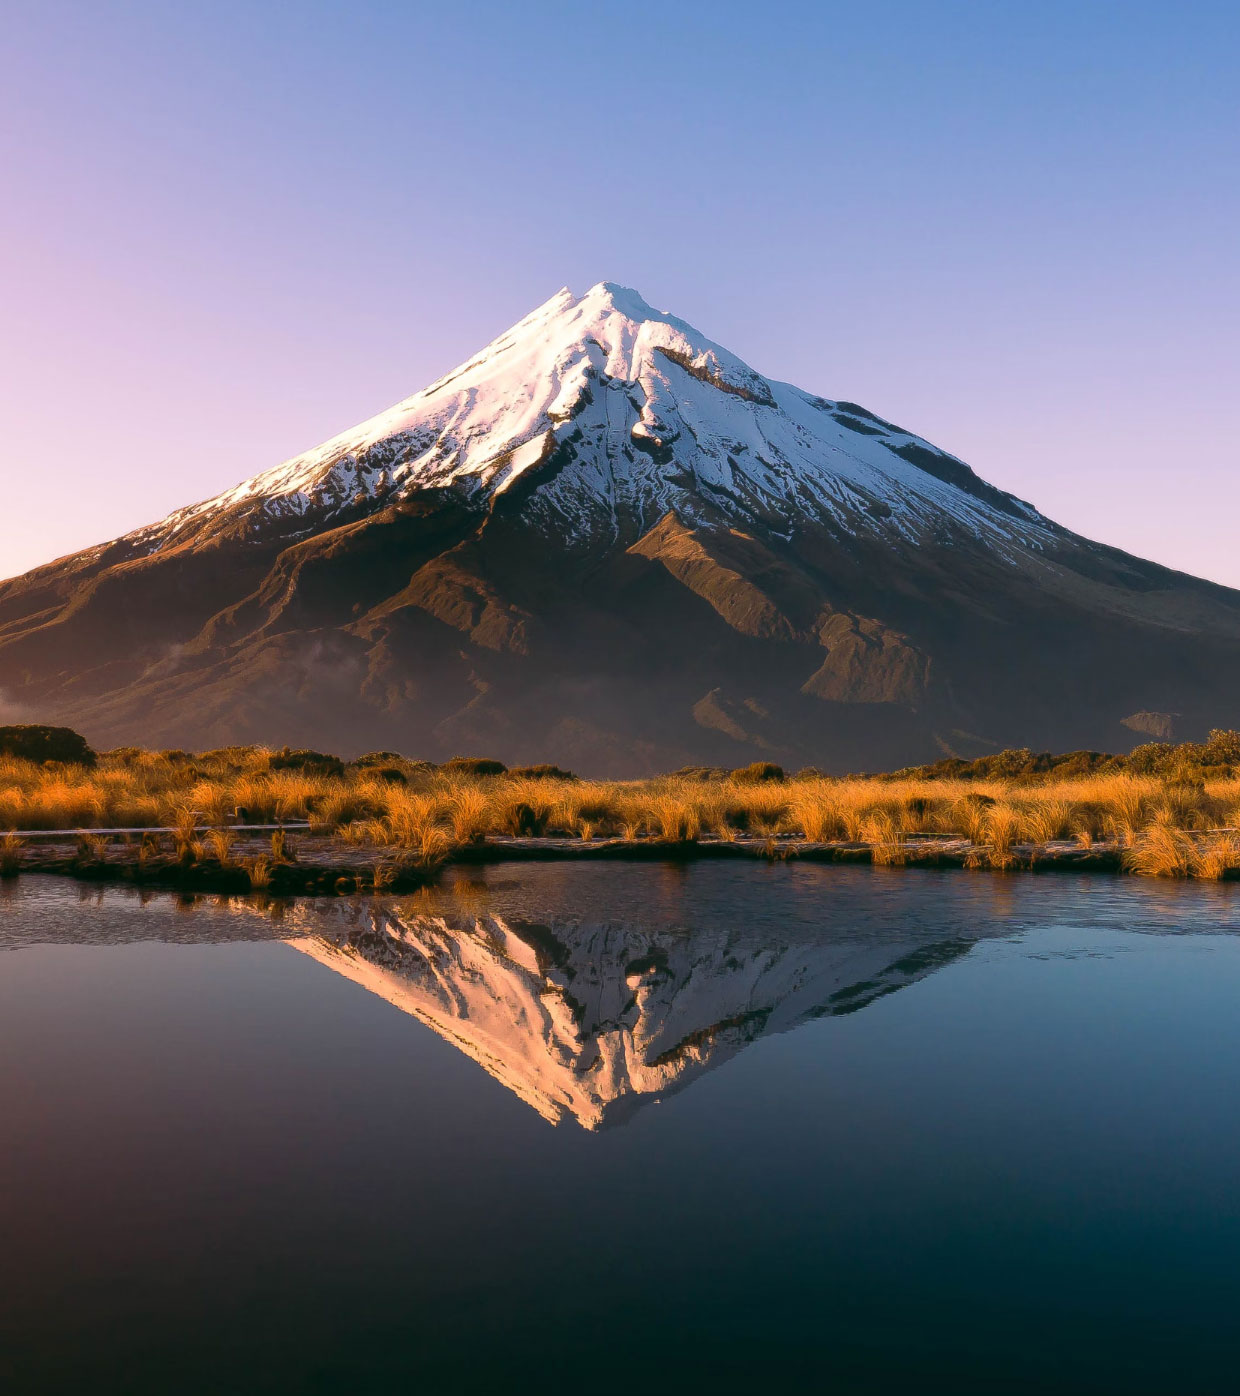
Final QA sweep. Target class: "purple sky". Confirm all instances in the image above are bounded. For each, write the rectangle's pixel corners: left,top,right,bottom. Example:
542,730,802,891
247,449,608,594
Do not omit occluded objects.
2,1,1237,584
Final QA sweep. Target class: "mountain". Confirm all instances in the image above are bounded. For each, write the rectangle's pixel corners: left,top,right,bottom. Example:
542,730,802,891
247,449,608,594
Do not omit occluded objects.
3,280,1239,772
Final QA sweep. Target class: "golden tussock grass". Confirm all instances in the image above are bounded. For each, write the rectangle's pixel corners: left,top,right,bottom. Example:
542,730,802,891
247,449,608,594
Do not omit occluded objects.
4,747,1240,881
857,811,906,866
1124,826,1240,880
1,832,24,878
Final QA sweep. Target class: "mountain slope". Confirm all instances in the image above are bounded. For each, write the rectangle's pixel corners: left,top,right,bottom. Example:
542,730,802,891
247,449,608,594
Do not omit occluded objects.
3,281,1239,772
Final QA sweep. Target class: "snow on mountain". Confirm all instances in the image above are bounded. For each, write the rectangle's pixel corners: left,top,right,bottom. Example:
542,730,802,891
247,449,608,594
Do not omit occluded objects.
134,281,1053,556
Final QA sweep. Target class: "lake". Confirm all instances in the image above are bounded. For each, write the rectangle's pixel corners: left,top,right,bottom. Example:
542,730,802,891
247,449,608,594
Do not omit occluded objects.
2,864,1240,1394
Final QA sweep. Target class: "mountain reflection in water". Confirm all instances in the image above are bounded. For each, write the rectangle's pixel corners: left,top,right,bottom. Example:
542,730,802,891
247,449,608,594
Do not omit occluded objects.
8,862,1233,1136
277,875,989,1129
6,865,1240,1393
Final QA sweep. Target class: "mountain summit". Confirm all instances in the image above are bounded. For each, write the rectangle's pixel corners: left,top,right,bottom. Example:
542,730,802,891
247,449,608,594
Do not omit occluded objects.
3,282,1239,771
125,281,1048,558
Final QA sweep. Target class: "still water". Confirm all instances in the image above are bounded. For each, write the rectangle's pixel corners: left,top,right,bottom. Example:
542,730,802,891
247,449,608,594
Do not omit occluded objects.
2,864,1239,1395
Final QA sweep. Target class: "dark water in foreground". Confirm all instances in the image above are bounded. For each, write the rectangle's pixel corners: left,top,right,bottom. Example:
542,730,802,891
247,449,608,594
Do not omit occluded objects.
2,865,1240,1395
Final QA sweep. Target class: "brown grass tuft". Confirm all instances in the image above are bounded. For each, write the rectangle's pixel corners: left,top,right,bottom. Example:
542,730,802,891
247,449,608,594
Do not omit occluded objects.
0,833,22,878
1125,824,1192,878
859,811,906,866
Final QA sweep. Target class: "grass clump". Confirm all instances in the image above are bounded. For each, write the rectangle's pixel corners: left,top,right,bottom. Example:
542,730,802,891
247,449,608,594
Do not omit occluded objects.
1124,825,1194,879
0,833,23,878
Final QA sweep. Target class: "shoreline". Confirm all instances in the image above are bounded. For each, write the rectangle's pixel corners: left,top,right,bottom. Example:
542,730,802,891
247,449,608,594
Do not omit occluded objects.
0,829,1184,896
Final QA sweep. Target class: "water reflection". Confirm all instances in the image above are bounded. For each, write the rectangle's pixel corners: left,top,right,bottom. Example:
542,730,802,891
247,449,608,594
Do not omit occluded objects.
277,892,982,1129
5,868,1240,1393
6,864,1239,1133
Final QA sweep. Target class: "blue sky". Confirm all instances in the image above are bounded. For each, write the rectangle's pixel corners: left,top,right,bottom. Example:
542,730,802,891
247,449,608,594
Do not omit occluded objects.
2,0,1237,580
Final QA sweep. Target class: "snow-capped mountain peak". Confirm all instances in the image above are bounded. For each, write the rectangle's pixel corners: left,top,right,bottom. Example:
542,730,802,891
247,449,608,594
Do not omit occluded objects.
135,281,1050,555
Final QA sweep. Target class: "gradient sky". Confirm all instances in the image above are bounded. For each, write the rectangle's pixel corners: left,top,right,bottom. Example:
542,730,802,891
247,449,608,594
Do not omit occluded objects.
2,0,1237,583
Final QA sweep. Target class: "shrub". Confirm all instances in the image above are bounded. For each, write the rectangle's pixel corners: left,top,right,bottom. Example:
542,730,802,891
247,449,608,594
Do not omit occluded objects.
892,756,972,780
441,757,508,777
1125,743,1172,776
508,764,578,781
982,748,1043,779
268,747,345,778
352,750,414,768
1203,730,1240,767
367,767,408,785
198,745,268,768
0,725,96,767
730,762,785,784
895,748,1110,782
1051,750,1110,777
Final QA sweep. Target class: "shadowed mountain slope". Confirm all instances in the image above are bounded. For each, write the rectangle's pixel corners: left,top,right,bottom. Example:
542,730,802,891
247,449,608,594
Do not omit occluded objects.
3,281,1239,772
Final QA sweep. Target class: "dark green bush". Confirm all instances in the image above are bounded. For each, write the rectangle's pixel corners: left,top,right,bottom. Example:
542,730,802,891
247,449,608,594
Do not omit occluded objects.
896,747,1111,781
730,762,785,783
891,732,1240,783
198,745,267,768
0,724,96,767
441,757,508,777
352,750,412,768
1203,730,1240,766
1048,750,1110,777
980,748,1044,779
1125,743,1172,776
368,767,407,785
508,764,578,781
890,756,972,780
268,747,345,778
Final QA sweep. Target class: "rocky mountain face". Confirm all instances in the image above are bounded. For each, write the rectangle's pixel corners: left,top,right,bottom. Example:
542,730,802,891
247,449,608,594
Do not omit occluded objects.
3,281,1239,772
